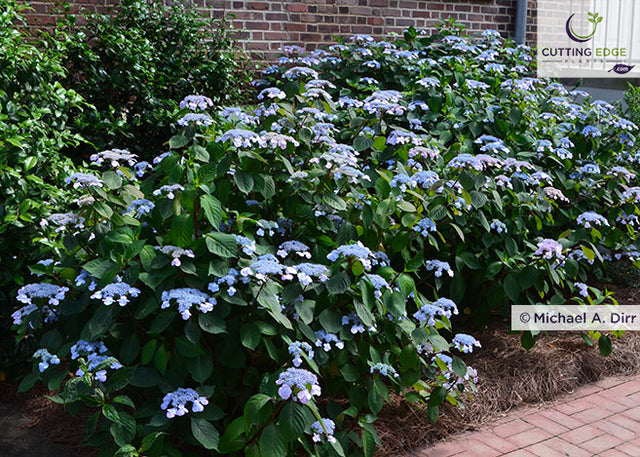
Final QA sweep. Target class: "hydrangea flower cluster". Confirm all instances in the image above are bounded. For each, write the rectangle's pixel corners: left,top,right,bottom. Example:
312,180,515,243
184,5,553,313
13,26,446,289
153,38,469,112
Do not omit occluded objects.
288,341,315,367
311,418,337,443
342,312,376,334
161,388,209,418
276,368,321,404
90,281,141,306
452,333,482,353
534,239,564,260
314,330,345,351
490,220,508,234
575,282,589,297
576,211,610,229
126,199,155,218
33,348,60,372
370,362,399,378
153,184,185,200
234,235,257,255
65,172,103,189
414,298,459,325
71,340,122,382
365,274,390,298
90,149,137,167
425,260,454,278
47,212,85,232
179,95,213,111
327,241,376,270
161,288,216,320
155,245,195,266
177,113,213,126
277,241,312,259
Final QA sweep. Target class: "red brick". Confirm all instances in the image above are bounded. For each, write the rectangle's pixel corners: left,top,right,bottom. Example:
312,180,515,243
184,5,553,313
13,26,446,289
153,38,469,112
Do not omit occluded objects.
581,435,623,454
247,1,267,9
559,424,604,445
599,449,632,457
538,410,585,429
527,441,569,457
622,405,640,421
555,400,592,415
593,420,638,441
285,3,307,12
522,414,570,434
538,438,592,457
571,406,616,423
507,428,553,448
475,434,519,454
608,414,640,434
585,394,634,413
493,419,532,438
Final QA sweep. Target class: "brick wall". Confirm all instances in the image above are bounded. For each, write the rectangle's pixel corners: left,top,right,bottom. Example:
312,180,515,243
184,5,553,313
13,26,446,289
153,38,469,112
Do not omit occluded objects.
22,0,536,59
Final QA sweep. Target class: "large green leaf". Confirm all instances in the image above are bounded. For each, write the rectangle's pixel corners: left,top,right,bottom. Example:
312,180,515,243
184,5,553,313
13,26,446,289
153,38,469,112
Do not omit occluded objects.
259,425,287,457
200,194,223,228
205,232,237,257
191,418,220,450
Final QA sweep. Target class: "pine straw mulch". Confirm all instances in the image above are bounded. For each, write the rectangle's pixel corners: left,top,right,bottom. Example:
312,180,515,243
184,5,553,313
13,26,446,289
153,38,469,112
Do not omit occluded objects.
376,283,640,456
0,381,98,457
2,285,640,457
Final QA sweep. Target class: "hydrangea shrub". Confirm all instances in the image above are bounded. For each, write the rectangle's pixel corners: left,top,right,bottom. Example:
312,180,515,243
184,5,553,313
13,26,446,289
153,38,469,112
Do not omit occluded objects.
14,24,640,456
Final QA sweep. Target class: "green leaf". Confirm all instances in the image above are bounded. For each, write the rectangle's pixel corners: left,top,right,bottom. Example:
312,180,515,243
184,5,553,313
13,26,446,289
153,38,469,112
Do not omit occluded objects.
244,394,272,427
521,331,536,350
353,136,373,152
340,363,360,382
362,427,377,457
598,334,612,356
119,334,139,365
324,193,347,211
367,383,383,414
83,259,118,279
581,332,594,347
279,401,308,440
259,425,286,457
240,322,261,350
451,356,467,378
113,395,135,409
191,418,220,450
518,266,539,290
205,232,237,257
504,273,520,302
234,171,254,193
218,417,245,453
261,175,276,198
294,299,315,325
102,404,122,424
256,286,292,330
169,134,189,149
427,404,439,423
200,195,223,228
458,171,476,191
103,171,123,190
198,313,226,334
470,190,488,209
326,271,351,295
509,107,523,125
189,355,214,382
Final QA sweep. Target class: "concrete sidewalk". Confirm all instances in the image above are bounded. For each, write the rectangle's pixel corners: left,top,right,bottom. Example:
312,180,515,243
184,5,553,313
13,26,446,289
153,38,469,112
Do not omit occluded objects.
412,375,640,457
